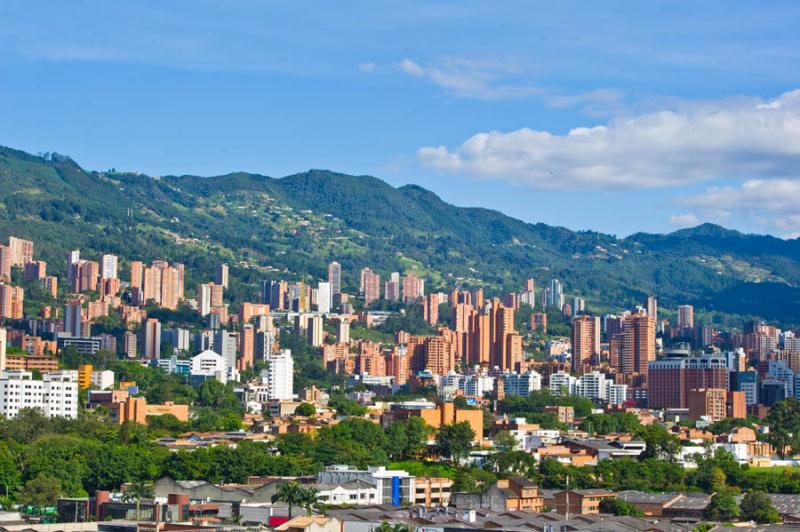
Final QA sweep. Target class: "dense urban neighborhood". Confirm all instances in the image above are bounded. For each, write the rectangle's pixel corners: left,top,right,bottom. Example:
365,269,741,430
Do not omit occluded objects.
0,231,799,532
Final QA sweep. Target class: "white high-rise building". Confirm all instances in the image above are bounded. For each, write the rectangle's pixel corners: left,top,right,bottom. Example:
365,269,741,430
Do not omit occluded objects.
337,317,351,344
549,279,564,310
198,283,212,316
0,327,6,372
0,370,78,418
572,297,585,315
576,371,607,401
266,349,294,400
101,254,118,279
502,371,542,397
307,314,324,347
549,371,577,396
191,349,231,384
317,281,331,314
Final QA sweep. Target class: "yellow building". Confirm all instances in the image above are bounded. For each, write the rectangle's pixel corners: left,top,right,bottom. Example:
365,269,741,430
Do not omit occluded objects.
78,364,93,390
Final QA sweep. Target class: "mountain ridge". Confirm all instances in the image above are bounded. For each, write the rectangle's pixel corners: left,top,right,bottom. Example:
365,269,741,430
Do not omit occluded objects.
1,145,799,324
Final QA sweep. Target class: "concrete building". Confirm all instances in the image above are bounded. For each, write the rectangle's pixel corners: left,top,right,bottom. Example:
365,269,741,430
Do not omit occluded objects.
266,349,294,400
318,465,414,506
0,370,78,418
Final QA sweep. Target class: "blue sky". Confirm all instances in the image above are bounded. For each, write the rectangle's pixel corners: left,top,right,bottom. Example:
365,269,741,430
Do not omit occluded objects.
2,1,800,237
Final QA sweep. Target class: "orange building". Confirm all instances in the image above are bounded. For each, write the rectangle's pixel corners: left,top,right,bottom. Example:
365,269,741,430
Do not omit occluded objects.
240,302,270,324
115,397,190,425
410,402,483,444
554,489,617,515
495,479,544,512
621,312,656,380
5,354,59,372
0,284,24,319
386,347,410,385
77,260,99,292
237,324,254,371
571,315,600,374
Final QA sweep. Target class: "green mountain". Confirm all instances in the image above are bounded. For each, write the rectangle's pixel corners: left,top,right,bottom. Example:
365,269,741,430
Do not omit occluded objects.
1,145,799,324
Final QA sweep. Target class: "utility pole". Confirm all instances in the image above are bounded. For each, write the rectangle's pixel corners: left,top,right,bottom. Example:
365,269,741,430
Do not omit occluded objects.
565,474,570,520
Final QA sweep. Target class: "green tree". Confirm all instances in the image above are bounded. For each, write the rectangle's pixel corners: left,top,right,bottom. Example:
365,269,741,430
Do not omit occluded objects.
0,443,21,497
299,486,323,516
271,482,305,518
765,398,800,459
123,480,154,519
295,403,317,417
599,497,644,517
17,474,61,507
739,490,780,524
637,424,681,462
703,491,739,522
493,431,518,452
195,380,242,412
436,422,475,465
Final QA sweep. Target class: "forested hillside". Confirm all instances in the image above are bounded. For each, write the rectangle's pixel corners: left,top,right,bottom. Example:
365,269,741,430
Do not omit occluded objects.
1,146,799,323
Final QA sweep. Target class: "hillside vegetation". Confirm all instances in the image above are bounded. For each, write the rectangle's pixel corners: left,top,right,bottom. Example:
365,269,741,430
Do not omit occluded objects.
1,146,799,323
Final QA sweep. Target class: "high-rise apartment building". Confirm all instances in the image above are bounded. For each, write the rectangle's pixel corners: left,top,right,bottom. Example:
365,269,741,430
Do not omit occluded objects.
266,349,294,400
571,315,600,374
101,255,118,279
337,317,351,344
130,260,143,289
328,261,341,297
8,237,33,266
216,263,229,289
621,313,656,379
402,274,424,304
0,284,24,319
238,324,254,371
384,272,401,301
646,296,658,322
548,279,564,310
317,281,331,313
361,268,381,307
143,318,162,359
0,246,12,281
677,305,694,330
66,250,80,291
307,314,324,347
23,260,46,281
64,299,84,337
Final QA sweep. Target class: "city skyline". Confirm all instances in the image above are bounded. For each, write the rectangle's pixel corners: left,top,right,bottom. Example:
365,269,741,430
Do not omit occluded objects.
2,2,800,237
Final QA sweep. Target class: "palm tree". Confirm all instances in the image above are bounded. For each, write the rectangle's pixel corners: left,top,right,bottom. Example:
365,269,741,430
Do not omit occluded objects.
271,482,305,519
122,480,154,520
299,486,324,516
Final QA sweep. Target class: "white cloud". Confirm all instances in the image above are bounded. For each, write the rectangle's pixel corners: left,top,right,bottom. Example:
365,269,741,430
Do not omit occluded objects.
669,213,701,229
418,90,800,189
399,58,425,77
359,62,376,72
684,179,800,235
397,56,543,100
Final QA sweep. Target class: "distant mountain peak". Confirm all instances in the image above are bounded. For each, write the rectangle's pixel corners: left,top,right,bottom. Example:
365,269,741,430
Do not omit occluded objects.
669,223,741,239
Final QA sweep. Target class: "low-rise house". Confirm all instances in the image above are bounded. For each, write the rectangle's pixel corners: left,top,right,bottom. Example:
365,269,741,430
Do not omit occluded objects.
314,480,380,506
413,476,453,508
553,489,616,515
450,478,544,512
617,491,684,517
